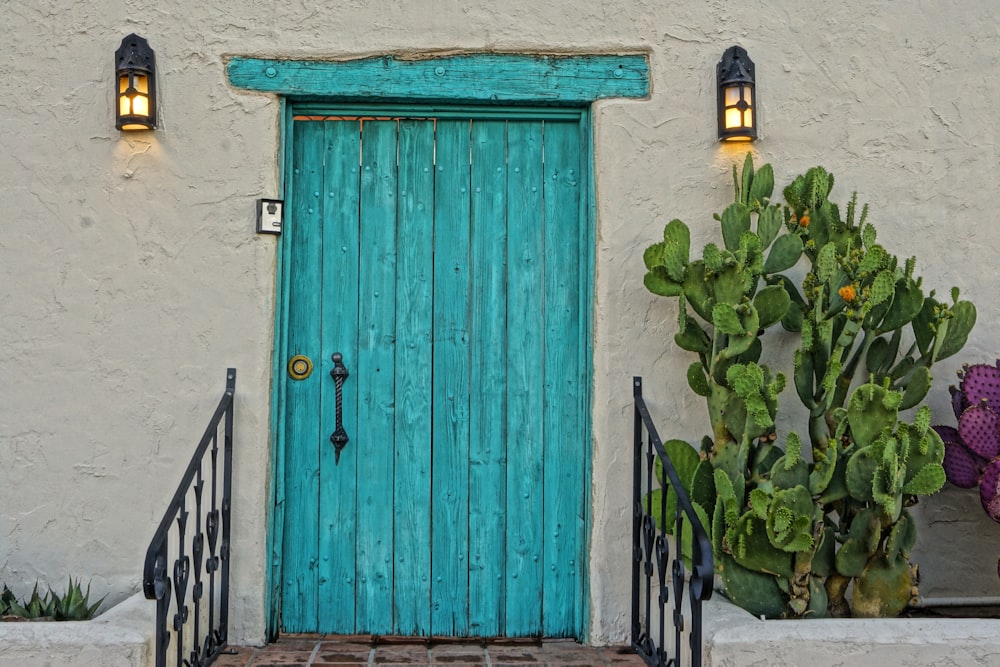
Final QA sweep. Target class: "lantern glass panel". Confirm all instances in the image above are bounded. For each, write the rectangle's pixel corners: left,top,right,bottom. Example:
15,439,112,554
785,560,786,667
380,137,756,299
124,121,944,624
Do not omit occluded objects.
725,85,740,106
132,93,149,117
119,88,131,116
725,107,743,130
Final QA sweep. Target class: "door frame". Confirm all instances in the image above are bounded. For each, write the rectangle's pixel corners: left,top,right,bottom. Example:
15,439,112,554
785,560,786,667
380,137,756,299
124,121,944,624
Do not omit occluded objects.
225,52,650,640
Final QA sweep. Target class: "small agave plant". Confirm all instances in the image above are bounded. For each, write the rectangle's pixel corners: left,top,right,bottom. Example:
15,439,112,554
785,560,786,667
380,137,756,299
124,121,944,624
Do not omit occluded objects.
935,360,1000,573
0,578,104,621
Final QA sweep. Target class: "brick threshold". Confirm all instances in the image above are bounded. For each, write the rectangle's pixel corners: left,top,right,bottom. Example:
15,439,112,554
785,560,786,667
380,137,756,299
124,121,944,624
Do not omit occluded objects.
212,635,645,667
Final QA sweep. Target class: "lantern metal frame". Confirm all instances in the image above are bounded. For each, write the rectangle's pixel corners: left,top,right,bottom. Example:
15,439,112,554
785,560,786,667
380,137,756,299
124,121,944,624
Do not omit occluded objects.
115,34,157,131
717,45,756,142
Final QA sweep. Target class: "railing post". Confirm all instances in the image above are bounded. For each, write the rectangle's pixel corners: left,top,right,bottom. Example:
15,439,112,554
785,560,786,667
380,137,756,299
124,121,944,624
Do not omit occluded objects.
631,377,643,649
220,368,235,647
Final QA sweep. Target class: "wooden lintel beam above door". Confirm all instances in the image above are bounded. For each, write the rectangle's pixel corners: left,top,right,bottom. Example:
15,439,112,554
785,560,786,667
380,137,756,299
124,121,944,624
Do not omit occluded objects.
227,53,650,104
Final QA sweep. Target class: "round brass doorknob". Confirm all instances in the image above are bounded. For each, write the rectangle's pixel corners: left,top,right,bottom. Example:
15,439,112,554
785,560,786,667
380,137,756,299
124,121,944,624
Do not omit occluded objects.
288,355,313,380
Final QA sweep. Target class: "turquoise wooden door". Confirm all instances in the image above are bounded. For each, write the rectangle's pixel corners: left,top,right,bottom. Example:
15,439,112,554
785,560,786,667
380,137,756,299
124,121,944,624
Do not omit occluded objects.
279,108,590,638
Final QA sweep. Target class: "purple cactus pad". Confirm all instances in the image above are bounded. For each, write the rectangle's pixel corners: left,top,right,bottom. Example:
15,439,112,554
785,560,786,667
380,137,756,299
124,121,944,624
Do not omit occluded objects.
933,424,960,444
980,458,1000,524
951,385,970,420
943,442,982,488
961,362,1000,409
958,404,1000,459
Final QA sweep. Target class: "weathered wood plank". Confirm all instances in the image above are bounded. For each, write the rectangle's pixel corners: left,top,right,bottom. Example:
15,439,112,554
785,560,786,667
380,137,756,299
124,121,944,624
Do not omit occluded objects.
504,120,546,637
393,119,435,635
317,119,362,633
431,119,473,636
281,120,325,632
540,120,585,637
355,120,399,634
468,120,509,636
228,53,649,103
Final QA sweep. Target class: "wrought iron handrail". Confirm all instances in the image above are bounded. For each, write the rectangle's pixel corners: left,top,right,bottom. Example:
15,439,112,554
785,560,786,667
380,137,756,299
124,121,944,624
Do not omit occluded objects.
144,369,236,667
632,376,713,667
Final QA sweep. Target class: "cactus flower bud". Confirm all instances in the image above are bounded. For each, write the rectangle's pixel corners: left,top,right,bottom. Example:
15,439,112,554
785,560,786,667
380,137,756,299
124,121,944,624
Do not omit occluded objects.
798,215,810,227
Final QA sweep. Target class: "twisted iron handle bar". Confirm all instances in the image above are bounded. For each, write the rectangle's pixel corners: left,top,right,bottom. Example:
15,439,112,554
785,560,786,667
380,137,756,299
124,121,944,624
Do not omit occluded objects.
330,353,350,464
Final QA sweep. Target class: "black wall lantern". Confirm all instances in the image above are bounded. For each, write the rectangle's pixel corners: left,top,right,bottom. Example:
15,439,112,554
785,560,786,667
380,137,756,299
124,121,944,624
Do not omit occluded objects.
717,46,756,142
115,34,156,130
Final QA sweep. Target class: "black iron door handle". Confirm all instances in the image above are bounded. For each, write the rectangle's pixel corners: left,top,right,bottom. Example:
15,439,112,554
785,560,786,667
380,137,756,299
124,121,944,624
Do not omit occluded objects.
329,352,350,464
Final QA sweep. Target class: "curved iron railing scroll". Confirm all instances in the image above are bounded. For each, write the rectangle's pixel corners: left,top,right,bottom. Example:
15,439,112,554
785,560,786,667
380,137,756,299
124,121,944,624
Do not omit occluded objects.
144,369,235,667
632,376,714,667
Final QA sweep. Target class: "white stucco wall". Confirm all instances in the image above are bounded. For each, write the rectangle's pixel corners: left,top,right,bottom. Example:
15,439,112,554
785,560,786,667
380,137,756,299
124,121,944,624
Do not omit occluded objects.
3,0,1000,647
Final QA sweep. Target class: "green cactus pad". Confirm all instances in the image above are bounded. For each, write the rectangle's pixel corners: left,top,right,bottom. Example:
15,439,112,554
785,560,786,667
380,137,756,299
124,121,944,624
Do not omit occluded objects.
851,555,912,618
875,278,924,335
765,485,815,552
815,243,838,283
818,454,850,504
845,444,880,503
886,510,917,567
713,264,750,306
835,509,881,577
847,383,899,449
935,299,976,361
690,459,717,511
718,553,788,619
898,365,931,410
652,439,703,534
739,153,754,206
720,203,751,253
763,233,804,274
687,361,711,397
808,444,838,495
748,163,775,210
757,205,783,249
674,315,711,354
793,350,817,407
754,285,792,329
681,260,714,322
732,515,795,577
901,463,945,495
812,526,837,578
658,218,691,282
643,267,683,297
713,302,747,335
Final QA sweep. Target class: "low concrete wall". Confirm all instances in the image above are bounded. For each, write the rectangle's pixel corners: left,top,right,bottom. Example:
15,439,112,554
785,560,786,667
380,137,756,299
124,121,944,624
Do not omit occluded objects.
0,592,154,667
703,596,1000,666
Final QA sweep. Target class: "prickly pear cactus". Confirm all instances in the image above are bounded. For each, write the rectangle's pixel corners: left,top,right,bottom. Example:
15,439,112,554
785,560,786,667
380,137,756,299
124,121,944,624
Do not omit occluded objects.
643,155,976,618
935,361,1000,530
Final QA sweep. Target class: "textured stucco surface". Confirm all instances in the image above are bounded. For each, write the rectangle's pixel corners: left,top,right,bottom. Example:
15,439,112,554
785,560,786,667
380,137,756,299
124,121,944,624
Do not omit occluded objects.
3,0,1000,648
